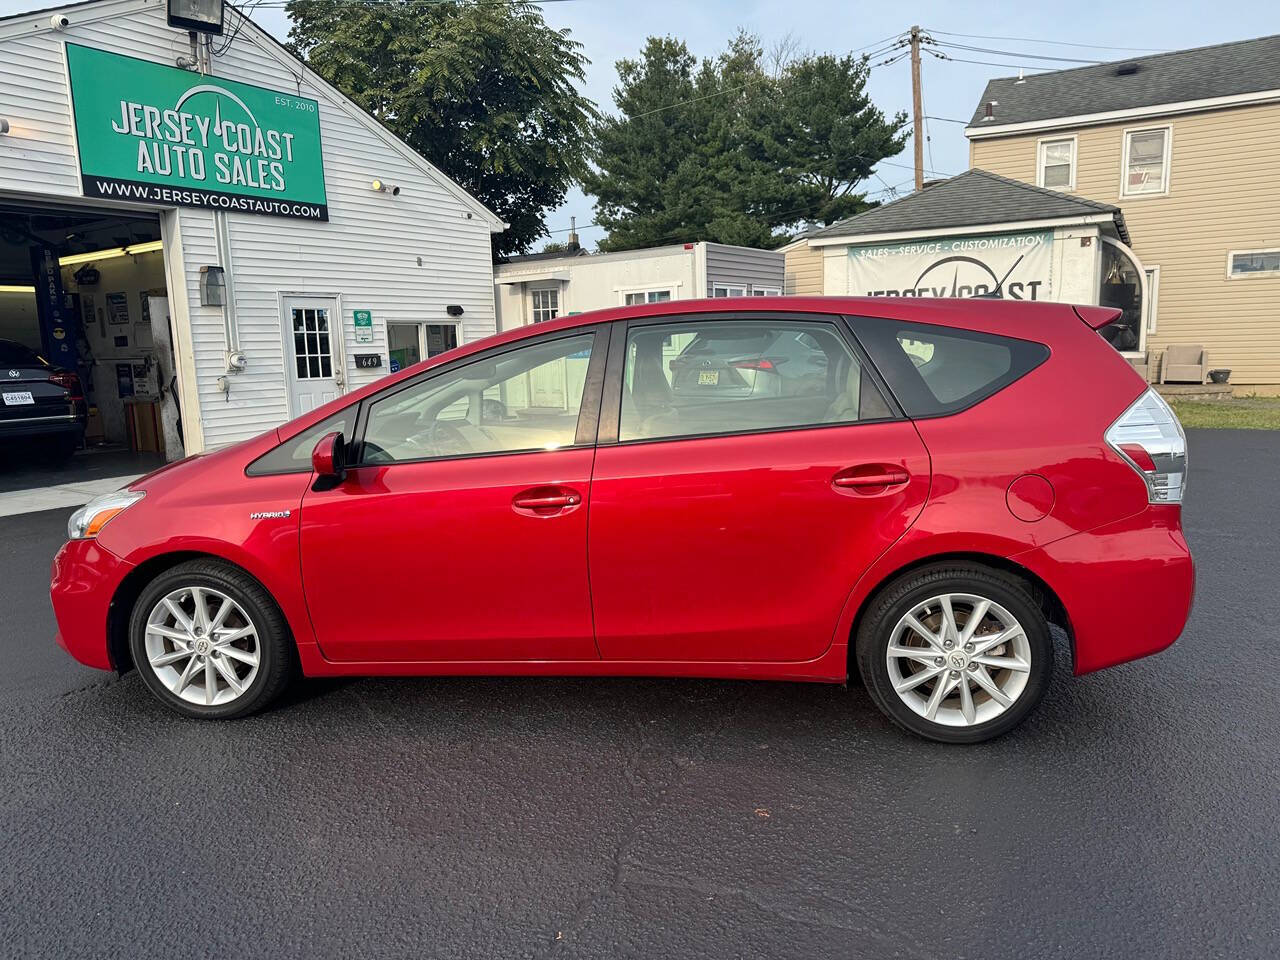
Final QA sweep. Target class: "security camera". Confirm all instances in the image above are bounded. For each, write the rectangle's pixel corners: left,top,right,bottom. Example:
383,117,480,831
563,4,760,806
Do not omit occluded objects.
49,13,69,29
391,185,401,196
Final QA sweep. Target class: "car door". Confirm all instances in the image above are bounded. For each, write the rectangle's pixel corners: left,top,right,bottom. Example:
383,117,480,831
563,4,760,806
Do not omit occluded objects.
298,325,608,664
588,313,930,663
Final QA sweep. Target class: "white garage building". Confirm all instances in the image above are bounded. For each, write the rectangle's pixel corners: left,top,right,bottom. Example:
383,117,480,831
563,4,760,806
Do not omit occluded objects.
0,0,503,469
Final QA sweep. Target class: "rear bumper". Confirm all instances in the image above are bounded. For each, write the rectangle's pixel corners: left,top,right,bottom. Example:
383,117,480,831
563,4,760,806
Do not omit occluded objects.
50,539,132,672
0,411,84,439
1017,505,1194,675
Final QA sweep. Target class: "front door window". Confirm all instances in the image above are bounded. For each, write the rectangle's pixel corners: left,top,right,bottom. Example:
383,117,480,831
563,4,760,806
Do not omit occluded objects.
362,332,595,463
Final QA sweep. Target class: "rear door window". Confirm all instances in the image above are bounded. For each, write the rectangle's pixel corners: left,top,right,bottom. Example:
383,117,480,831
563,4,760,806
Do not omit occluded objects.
852,316,1049,417
619,318,893,442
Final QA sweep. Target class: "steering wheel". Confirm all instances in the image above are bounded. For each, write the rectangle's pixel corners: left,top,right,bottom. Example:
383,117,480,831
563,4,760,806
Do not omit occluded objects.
425,417,472,456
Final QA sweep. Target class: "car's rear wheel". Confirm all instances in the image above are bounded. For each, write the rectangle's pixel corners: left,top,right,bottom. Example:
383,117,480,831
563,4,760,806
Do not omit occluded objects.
128,559,295,719
855,564,1053,744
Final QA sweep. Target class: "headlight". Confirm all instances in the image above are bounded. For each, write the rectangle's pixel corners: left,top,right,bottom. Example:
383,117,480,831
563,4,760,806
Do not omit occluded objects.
67,490,145,540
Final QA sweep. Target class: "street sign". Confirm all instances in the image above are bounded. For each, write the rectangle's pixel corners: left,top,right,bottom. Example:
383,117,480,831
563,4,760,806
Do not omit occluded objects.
64,43,328,220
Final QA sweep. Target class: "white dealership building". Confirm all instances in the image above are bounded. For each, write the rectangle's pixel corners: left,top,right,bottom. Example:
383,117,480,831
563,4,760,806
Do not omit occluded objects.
0,0,503,473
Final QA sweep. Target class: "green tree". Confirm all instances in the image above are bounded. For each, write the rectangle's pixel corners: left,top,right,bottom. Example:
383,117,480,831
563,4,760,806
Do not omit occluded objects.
286,0,598,257
759,54,908,226
583,34,783,251
583,35,907,250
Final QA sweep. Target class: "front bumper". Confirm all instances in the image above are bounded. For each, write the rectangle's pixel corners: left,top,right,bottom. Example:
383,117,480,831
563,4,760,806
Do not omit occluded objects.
50,538,132,672
1017,505,1195,675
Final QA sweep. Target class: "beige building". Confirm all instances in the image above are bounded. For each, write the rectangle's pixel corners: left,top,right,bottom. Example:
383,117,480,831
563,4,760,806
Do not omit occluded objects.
966,34,1280,385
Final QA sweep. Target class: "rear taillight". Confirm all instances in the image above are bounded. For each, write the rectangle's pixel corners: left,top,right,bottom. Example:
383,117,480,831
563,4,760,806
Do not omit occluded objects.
1105,388,1187,503
730,357,784,372
48,372,82,395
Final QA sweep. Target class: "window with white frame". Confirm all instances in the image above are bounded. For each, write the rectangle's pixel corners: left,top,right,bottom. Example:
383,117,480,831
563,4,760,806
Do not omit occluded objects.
711,284,746,298
624,289,674,305
1037,137,1076,189
1228,249,1280,278
530,287,560,323
750,286,782,296
1123,127,1170,196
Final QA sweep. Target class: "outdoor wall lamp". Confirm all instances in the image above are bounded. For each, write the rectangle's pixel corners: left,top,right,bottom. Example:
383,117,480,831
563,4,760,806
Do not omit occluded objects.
446,305,464,317
371,179,401,196
168,0,224,35
0,119,9,134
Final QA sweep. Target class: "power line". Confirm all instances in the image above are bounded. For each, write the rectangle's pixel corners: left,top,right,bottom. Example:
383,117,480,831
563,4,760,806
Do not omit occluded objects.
849,31,908,55
926,28,1170,54
930,40,1104,65
925,49,1050,73
925,115,970,124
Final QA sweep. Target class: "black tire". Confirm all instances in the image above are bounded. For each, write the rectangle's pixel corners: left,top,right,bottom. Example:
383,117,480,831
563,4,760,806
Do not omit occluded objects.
128,559,296,719
855,563,1053,744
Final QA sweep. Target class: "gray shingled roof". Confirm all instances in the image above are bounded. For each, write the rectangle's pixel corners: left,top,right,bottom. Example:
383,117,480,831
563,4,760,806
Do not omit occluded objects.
807,169,1128,243
966,34,1280,129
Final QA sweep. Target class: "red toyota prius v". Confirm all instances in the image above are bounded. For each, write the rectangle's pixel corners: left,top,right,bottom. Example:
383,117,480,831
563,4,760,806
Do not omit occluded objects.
50,297,1194,743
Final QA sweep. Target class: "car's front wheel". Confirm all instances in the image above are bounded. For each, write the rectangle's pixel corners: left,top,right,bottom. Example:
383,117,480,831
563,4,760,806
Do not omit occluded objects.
128,559,295,719
855,564,1053,744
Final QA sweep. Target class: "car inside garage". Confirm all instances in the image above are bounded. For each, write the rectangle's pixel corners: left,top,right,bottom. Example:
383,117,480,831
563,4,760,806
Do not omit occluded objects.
0,202,181,504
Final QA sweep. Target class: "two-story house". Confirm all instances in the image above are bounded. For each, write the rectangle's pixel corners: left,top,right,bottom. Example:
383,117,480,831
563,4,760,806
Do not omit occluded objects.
966,34,1280,386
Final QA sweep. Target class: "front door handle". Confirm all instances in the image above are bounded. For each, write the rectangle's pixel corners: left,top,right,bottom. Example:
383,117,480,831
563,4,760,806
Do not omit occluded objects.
832,465,911,492
513,492,581,508
512,486,583,514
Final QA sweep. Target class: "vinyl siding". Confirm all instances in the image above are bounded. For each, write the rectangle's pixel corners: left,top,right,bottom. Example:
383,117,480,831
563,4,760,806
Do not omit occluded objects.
0,0,499,449
703,243,785,292
783,243,824,295
971,102,1280,383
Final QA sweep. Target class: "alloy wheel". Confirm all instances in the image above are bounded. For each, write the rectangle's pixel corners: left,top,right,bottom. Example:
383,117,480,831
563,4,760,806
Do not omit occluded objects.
885,593,1032,728
143,586,261,707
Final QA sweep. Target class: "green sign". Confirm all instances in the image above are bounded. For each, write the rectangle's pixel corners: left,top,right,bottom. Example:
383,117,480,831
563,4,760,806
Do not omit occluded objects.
353,309,373,343
64,43,328,220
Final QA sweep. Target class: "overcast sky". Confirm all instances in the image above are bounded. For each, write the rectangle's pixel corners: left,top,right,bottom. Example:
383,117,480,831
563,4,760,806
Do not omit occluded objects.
4,0,1276,249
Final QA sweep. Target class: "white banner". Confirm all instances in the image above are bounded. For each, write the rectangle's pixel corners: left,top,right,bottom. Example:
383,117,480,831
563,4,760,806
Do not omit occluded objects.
848,231,1054,301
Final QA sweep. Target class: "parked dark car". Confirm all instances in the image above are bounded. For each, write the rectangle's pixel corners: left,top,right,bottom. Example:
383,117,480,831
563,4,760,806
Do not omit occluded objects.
0,339,86,462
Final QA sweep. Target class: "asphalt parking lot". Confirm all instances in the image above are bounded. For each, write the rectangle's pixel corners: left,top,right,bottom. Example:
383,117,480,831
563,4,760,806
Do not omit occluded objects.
1,427,1276,959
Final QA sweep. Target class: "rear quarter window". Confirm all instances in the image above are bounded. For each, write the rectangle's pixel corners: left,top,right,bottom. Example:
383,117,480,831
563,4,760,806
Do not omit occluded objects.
852,316,1049,417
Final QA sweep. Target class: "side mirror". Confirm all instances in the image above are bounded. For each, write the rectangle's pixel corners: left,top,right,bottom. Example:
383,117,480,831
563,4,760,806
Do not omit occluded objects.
311,431,346,485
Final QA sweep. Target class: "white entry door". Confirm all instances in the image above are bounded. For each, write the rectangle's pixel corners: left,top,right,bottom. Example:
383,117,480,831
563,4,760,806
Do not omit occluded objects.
284,296,342,414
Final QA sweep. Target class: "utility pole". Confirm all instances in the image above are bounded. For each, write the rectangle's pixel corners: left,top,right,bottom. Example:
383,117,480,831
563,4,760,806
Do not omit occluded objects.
910,25,924,191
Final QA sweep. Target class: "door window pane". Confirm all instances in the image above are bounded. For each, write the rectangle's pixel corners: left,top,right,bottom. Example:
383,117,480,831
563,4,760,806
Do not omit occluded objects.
363,333,594,463
292,307,334,380
1124,129,1168,195
619,320,890,442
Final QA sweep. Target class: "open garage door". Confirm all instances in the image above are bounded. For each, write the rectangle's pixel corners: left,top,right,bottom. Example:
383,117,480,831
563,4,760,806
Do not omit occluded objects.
0,202,186,515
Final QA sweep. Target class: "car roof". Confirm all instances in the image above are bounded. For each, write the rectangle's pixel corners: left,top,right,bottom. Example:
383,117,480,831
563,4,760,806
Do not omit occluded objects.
279,295,1086,440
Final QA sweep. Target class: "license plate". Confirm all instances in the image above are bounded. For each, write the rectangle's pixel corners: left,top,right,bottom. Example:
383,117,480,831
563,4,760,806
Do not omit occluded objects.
697,370,719,386
2,391,34,406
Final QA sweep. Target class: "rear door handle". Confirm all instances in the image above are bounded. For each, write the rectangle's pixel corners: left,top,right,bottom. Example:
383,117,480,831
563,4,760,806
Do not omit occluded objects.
832,466,911,491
